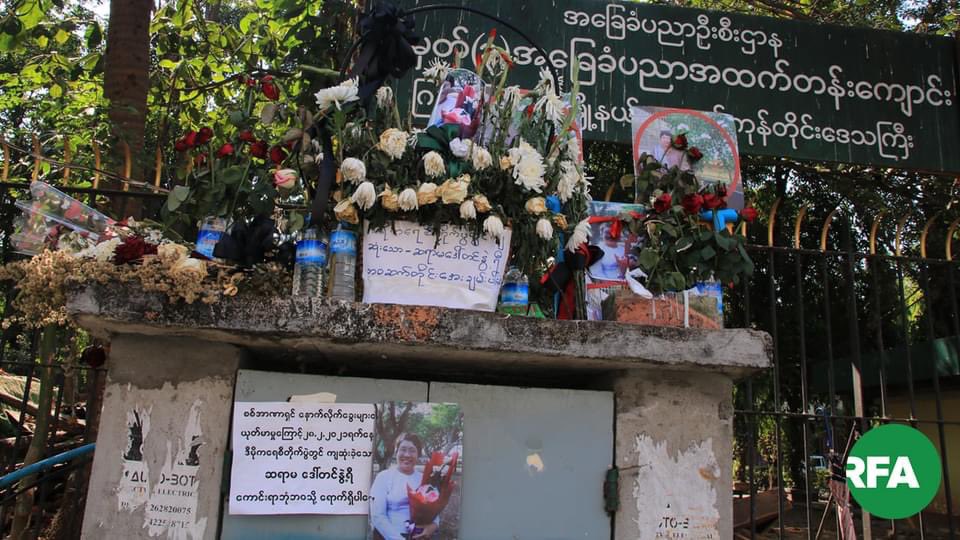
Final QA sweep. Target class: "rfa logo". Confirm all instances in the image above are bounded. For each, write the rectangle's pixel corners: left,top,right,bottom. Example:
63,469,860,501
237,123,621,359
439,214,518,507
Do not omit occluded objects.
845,424,942,519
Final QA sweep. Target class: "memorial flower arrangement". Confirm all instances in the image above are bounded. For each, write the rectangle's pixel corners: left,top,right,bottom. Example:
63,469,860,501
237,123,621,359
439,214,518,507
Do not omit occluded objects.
618,154,756,293
312,31,591,276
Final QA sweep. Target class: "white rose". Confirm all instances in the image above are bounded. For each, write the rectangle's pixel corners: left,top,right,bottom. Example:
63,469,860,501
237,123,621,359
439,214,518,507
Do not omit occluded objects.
274,168,298,190
438,178,469,205
422,151,446,178
173,257,207,278
157,243,189,262
472,146,492,170
398,188,419,211
459,200,477,220
483,215,505,241
314,80,359,111
376,86,393,110
351,181,377,211
449,138,472,159
417,182,439,205
378,128,408,160
340,158,366,184
565,218,592,252
536,218,554,241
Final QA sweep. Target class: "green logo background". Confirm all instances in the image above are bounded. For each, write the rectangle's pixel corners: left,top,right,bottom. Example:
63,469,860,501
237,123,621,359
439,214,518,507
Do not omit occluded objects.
847,424,942,519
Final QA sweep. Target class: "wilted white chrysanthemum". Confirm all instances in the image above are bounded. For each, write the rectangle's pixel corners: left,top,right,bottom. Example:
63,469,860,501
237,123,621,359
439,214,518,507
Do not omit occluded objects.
483,215,505,241
376,86,393,110
556,161,580,202
422,151,446,178
340,157,366,184
398,188,418,211
459,199,477,220
472,146,492,170
351,181,377,210
423,58,450,82
565,218,592,251
378,128,408,160
536,218,554,241
536,92,565,124
502,86,522,110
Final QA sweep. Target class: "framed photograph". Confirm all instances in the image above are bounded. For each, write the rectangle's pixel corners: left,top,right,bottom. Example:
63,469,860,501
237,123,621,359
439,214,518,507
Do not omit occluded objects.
631,106,743,209
369,402,463,540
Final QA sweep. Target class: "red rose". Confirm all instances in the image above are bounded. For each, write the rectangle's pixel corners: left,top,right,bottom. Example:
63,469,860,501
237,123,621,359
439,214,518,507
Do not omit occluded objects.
741,207,758,223
194,152,208,168
245,76,257,87
672,133,688,150
114,236,158,265
239,130,256,143
688,147,703,162
702,193,723,210
653,193,672,214
681,193,703,215
197,127,214,145
269,145,287,165
250,140,268,159
174,138,190,152
216,143,234,158
261,76,280,101
182,131,198,148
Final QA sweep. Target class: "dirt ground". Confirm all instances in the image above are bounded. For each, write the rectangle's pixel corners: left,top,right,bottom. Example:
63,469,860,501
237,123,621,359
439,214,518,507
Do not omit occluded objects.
743,502,955,539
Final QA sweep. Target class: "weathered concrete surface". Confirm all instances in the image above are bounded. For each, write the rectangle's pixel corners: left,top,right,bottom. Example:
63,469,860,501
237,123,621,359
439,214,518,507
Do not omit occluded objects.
81,335,243,540
67,285,771,377
614,371,735,540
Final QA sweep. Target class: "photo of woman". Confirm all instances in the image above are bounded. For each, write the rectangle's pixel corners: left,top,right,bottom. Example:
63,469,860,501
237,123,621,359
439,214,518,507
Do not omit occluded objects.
369,402,463,540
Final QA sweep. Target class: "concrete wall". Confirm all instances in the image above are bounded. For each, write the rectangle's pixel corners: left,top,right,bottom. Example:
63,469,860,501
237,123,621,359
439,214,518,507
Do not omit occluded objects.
81,335,243,540
615,370,734,540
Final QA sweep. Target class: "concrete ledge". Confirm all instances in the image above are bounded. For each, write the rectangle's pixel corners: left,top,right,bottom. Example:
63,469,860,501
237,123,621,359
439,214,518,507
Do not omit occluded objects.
67,284,771,376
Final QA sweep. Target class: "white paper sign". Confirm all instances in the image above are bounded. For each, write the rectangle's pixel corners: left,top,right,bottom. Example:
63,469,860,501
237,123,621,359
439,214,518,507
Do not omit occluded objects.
362,222,511,311
229,403,376,515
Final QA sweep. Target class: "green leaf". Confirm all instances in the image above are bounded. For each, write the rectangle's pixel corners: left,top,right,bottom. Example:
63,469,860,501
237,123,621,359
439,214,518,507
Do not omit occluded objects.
172,185,191,202
219,165,245,185
35,34,48,48
54,28,69,44
158,58,180,69
700,245,716,260
85,22,102,48
49,84,62,98
288,212,304,233
638,248,659,270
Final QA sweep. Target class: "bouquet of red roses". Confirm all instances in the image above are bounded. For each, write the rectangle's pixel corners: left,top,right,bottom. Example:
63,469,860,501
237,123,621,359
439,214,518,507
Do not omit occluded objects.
404,451,459,539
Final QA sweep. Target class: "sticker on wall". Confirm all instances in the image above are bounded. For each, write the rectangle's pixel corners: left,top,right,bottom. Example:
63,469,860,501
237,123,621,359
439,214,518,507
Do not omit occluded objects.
118,406,151,512
368,401,463,540
633,434,720,540
145,399,207,539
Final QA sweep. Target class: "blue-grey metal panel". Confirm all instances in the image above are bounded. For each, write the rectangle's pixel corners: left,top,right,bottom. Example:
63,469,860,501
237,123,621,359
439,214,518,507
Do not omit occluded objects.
429,382,613,540
220,370,428,540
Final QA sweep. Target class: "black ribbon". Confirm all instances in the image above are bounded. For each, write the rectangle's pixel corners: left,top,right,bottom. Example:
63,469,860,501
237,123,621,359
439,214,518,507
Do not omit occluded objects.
213,215,277,267
353,2,421,107
307,117,337,227
541,245,603,294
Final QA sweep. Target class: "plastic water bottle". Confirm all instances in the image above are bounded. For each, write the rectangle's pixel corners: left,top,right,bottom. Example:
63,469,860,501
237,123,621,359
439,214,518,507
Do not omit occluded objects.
292,227,329,297
328,222,357,301
195,217,227,259
500,266,529,307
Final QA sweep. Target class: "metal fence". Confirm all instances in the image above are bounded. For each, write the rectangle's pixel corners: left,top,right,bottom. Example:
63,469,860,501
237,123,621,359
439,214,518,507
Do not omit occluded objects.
729,204,960,539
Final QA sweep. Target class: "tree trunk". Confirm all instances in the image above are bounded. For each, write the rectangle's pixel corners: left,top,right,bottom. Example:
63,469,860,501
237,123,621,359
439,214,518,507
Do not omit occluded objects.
103,0,152,219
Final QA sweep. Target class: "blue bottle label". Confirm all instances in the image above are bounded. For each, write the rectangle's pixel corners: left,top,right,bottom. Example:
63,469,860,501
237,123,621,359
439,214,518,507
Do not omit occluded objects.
195,228,223,258
330,230,357,256
501,283,529,305
296,239,328,266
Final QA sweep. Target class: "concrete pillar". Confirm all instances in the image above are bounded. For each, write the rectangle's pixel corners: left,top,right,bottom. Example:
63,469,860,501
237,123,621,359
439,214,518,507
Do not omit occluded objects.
81,335,244,540
615,370,735,540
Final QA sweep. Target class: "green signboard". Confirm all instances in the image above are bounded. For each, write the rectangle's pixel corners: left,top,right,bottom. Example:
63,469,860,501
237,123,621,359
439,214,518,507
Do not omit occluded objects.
395,0,960,172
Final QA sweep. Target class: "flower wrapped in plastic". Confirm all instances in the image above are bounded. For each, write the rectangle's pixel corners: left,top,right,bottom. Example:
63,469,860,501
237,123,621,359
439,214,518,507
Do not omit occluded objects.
403,451,459,538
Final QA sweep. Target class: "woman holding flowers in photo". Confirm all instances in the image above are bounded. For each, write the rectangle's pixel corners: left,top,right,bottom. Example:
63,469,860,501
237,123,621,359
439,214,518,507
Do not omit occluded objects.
370,433,439,540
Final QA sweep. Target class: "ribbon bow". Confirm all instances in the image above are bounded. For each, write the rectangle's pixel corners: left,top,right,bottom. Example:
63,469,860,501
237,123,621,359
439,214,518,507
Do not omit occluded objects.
353,2,421,106
213,215,277,267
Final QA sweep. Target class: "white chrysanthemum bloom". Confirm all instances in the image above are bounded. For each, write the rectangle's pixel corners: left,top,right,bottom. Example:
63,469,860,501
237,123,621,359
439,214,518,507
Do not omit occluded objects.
459,199,477,220
508,140,546,193
351,181,377,210
398,188,418,211
378,128,408,160
376,86,393,110
422,151,446,178
564,135,581,163
314,79,359,111
565,218,592,251
536,92,565,124
340,157,366,184
449,138,472,159
472,146,492,170
483,215,505,241
536,218,554,241
557,161,580,202
423,58,450,82
536,66,555,94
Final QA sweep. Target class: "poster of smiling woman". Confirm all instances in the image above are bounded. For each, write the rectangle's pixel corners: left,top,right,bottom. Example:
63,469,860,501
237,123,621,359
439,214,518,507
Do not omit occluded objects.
369,402,463,540
631,106,744,210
